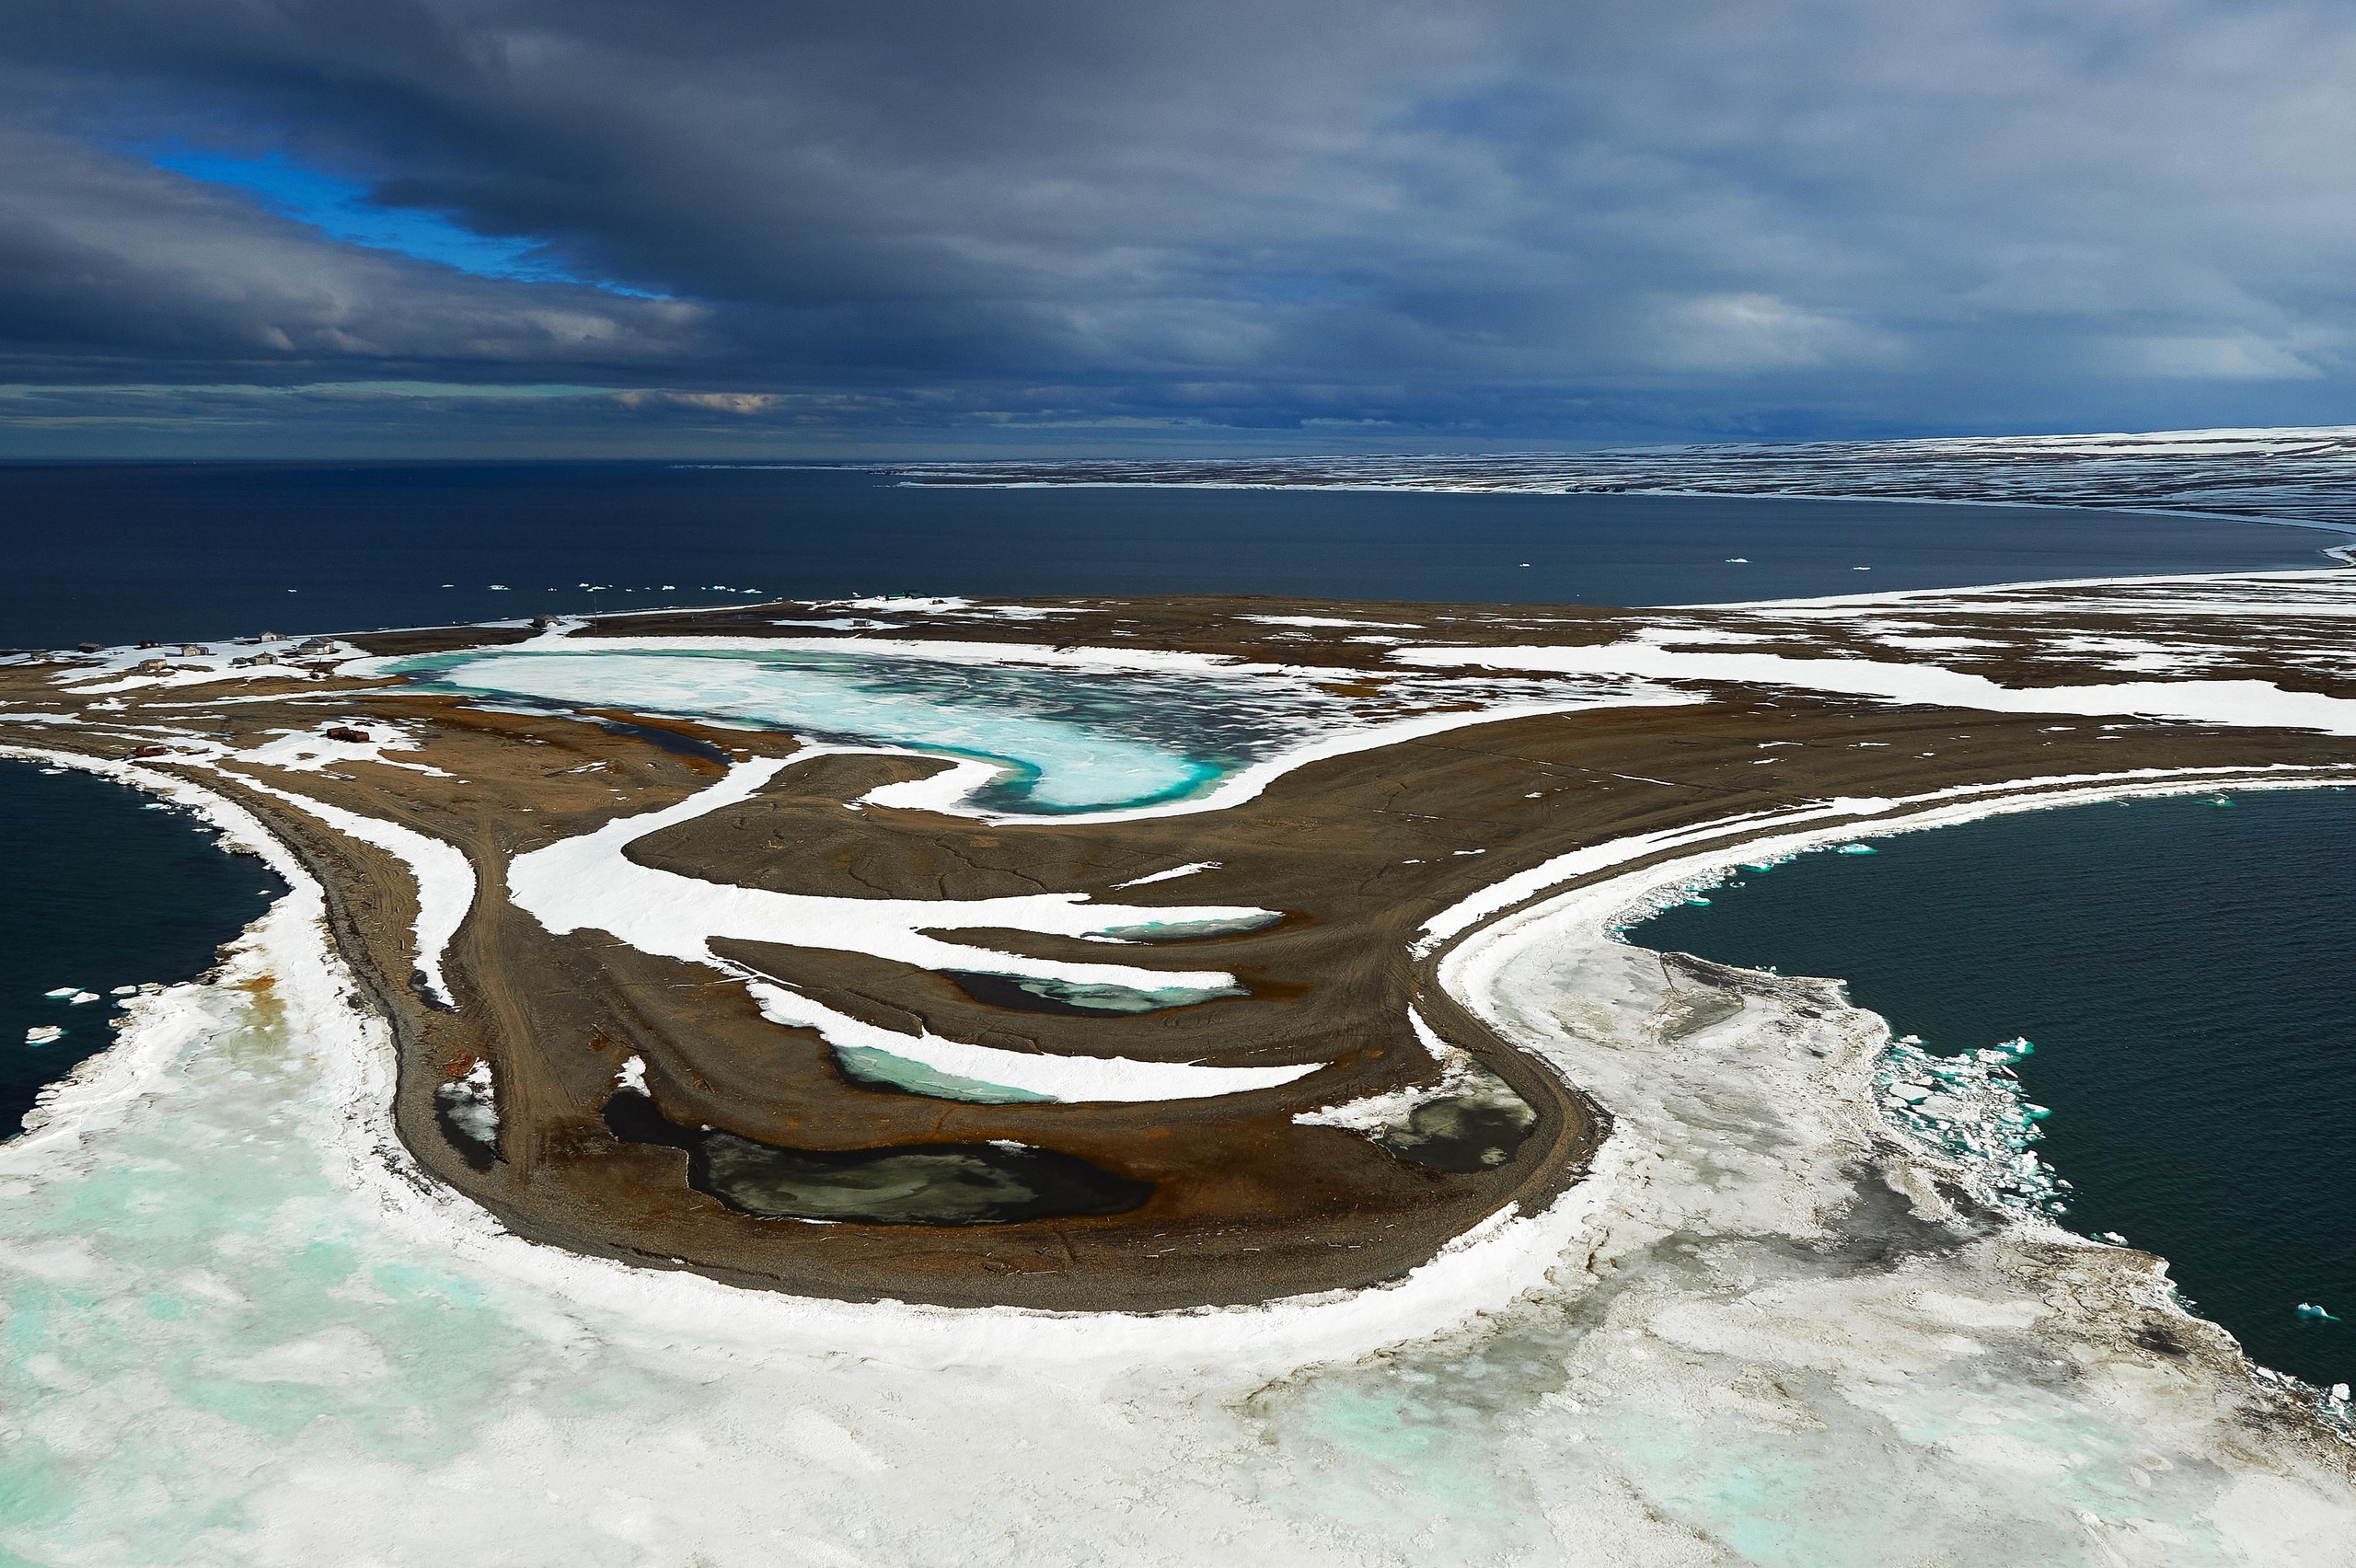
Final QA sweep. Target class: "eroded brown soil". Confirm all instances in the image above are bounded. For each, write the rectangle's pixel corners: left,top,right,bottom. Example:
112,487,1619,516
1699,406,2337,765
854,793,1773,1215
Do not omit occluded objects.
5,578,2350,1309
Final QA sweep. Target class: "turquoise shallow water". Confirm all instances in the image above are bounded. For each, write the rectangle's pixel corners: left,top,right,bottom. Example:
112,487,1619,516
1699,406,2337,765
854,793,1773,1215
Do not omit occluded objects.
1635,789,2356,1388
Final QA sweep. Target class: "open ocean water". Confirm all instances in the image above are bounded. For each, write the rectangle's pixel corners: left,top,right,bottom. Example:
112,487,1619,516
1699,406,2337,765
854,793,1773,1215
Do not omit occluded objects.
1636,790,2356,1389
0,767,286,1134
0,461,2339,650
2,462,2348,1389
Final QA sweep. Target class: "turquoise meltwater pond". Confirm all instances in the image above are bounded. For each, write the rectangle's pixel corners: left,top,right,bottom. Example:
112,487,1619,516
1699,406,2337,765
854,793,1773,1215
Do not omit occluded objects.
384,647,1344,814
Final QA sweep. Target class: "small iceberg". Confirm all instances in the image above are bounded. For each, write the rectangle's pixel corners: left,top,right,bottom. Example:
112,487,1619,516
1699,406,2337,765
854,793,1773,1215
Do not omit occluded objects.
2295,1302,2341,1322
24,1025,64,1045
1835,843,1877,855
41,986,79,999
65,991,101,1006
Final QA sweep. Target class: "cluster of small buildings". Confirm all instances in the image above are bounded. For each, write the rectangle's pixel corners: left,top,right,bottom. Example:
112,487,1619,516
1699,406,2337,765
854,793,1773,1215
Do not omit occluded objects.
121,632,341,676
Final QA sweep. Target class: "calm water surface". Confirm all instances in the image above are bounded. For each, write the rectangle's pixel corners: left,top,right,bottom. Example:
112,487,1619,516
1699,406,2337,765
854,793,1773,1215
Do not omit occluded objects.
1,462,2336,650
0,764,287,1134
1636,790,2356,1388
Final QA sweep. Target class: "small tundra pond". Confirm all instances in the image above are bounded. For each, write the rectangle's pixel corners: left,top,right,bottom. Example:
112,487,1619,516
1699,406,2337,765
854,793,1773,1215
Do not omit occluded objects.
1634,788,2356,1389
603,1088,1153,1225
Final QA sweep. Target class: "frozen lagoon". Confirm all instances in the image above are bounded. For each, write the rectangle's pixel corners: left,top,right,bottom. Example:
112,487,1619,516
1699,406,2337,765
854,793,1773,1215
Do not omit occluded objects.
383,642,1324,814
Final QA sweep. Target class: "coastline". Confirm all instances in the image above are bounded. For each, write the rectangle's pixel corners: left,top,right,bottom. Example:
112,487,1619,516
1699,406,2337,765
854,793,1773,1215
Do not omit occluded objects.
6,744,2351,1556
10,566,2356,1313
878,426,2356,548
11,737,2351,1386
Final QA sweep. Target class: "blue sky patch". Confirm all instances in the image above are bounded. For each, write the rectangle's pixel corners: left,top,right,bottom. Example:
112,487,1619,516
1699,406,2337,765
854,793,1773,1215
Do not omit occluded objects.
145,144,656,295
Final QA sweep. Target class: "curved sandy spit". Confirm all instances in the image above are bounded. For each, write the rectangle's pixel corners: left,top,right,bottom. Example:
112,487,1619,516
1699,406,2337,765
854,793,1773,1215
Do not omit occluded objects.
7,743,2354,1560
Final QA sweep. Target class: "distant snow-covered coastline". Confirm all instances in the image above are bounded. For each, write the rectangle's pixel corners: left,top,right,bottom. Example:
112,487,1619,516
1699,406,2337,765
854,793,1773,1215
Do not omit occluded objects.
890,424,2356,538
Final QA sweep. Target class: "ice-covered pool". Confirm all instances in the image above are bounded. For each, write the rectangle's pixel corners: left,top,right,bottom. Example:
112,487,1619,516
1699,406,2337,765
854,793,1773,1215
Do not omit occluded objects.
383,645,1349,813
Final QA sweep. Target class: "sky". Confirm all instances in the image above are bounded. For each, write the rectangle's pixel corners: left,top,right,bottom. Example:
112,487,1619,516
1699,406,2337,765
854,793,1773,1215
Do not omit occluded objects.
5,0,2356,458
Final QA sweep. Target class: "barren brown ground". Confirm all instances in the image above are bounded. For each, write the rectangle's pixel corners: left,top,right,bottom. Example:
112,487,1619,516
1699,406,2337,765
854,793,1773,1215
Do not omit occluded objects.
4,579,2350,1309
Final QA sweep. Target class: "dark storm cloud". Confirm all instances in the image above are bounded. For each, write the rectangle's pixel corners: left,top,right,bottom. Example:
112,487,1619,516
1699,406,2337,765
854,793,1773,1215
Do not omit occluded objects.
6,0,2356,452
0,122,711,382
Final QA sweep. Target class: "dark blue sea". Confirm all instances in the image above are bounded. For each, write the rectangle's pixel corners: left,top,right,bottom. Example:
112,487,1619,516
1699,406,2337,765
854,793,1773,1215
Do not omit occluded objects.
0,462,2336,651
1636,791,2355,1389
2,463,2347,1389
0,766,286,1134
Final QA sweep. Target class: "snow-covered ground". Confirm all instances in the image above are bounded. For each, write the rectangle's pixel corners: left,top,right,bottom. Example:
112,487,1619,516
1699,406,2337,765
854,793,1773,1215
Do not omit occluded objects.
1397,635,2356,735
8,567,2356,1561
1,756,2349,1564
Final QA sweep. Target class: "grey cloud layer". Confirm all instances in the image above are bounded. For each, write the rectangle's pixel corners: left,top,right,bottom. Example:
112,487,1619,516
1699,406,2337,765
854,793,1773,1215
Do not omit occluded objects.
8,0,2356,449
